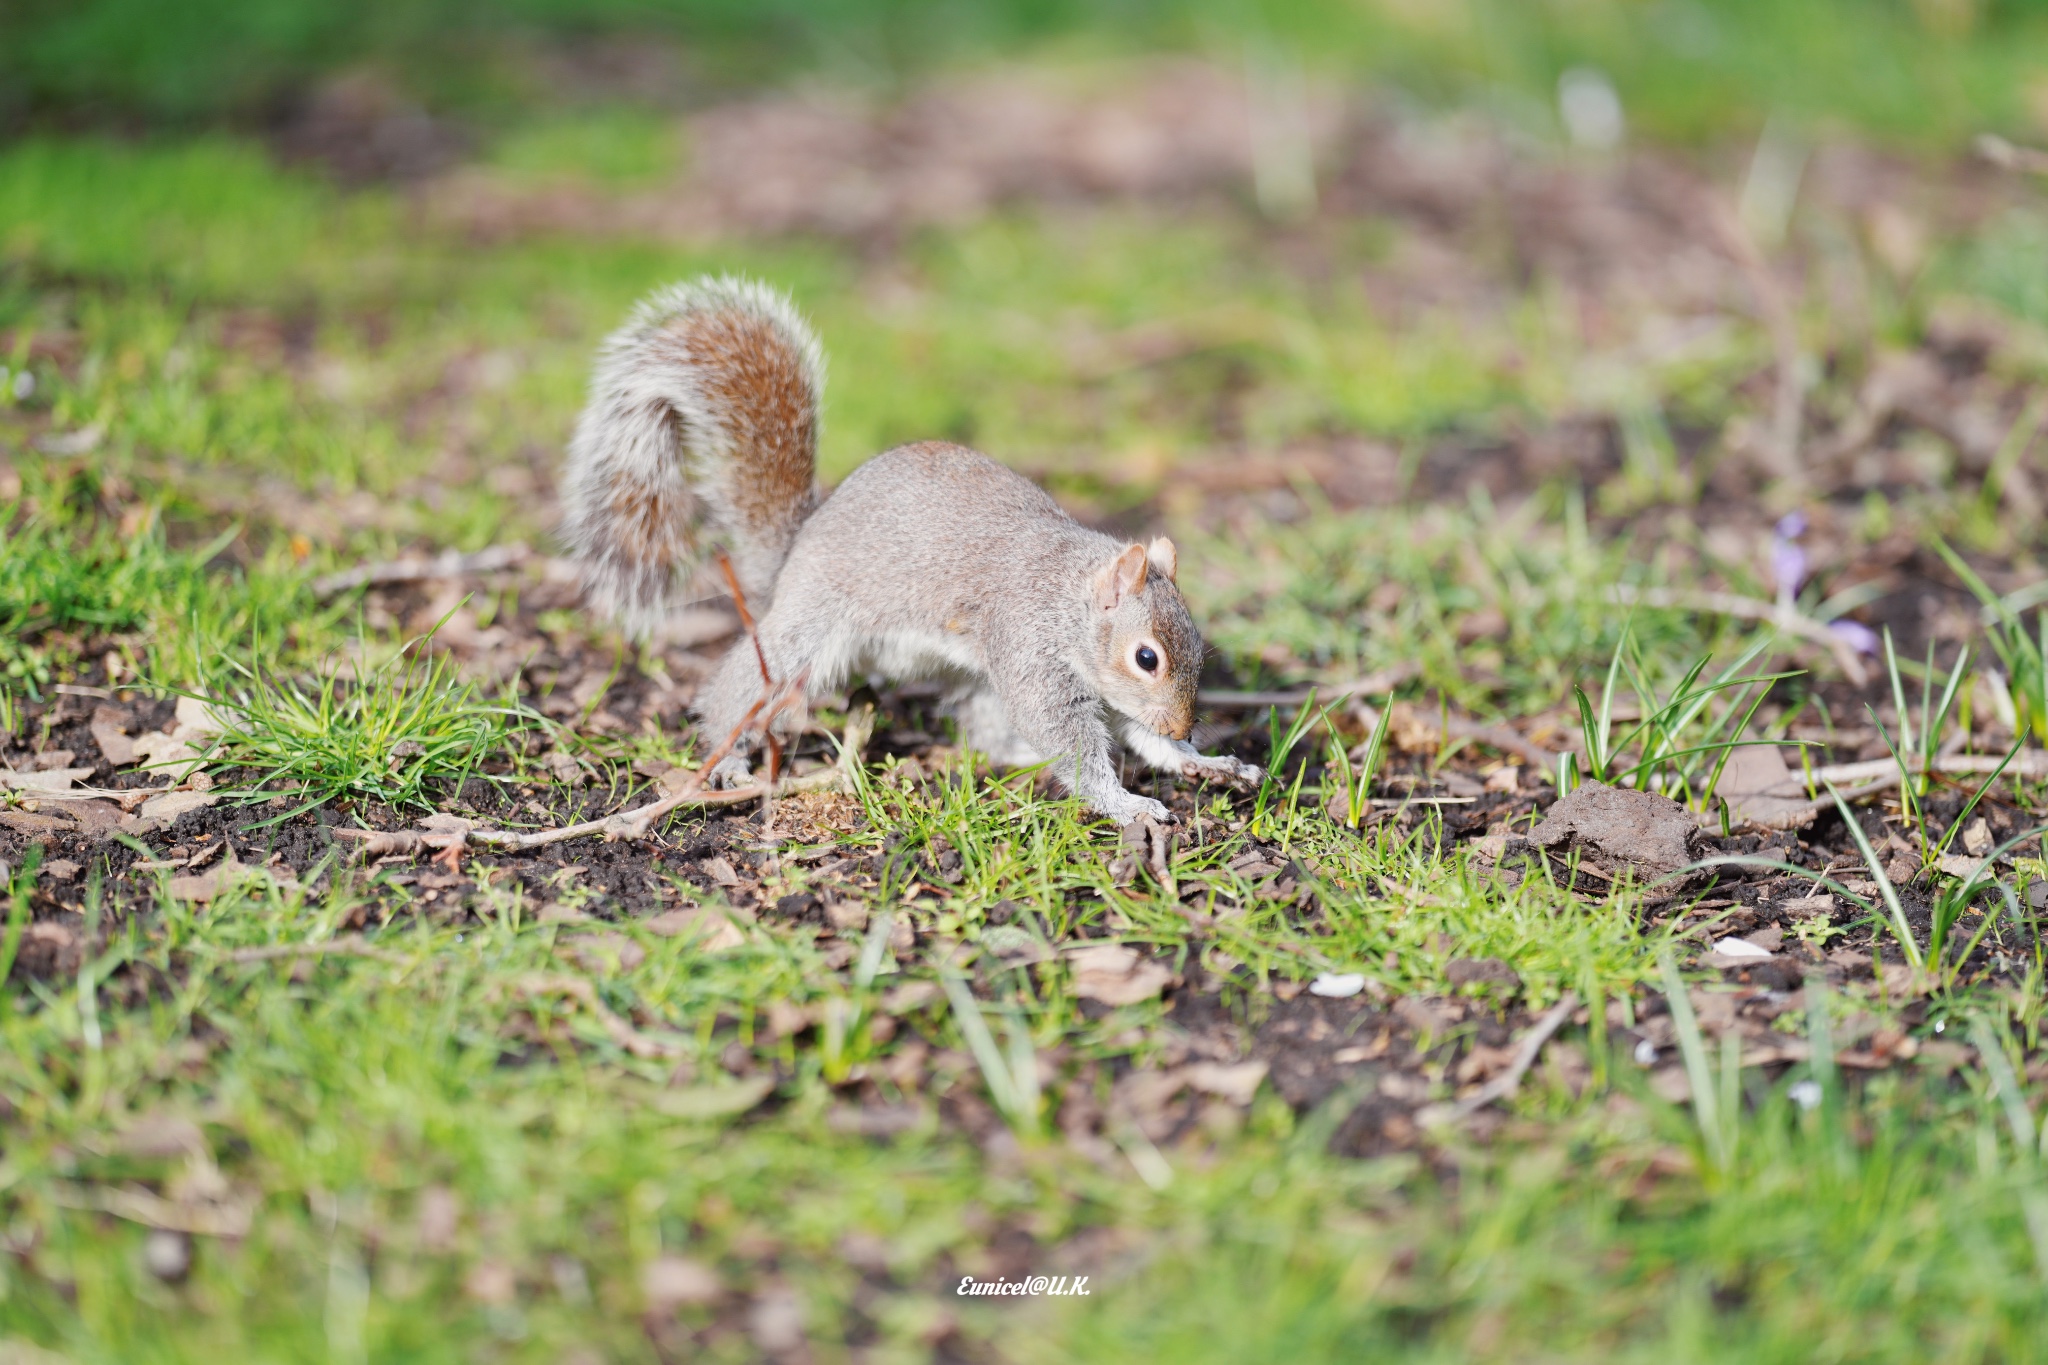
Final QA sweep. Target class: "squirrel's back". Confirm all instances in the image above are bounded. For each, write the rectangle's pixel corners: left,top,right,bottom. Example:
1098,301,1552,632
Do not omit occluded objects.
773,441,1116,630
561,276,823,634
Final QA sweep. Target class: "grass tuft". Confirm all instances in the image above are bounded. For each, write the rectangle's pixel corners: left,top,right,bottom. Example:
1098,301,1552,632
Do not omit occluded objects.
200,623,535,817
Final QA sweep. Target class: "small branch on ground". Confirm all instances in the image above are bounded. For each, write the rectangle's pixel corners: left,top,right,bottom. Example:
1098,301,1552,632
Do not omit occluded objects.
1198,662,1421,710
310,544,534,596
1420,991,1579,1127
220,934,409,966
1610,584,1869,685
504,973,693,1059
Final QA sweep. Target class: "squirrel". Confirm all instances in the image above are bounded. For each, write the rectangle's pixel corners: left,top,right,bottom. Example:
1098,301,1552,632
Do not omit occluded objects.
562,275,1262,824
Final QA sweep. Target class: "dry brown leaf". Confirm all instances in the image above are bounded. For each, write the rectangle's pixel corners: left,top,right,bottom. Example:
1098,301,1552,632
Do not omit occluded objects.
642,907,746,950
557,932,647,974
644,1254,724,1311
1066,942,1177,1006
90,706,137,767
139,789,217,823
1180,1060,1268,1106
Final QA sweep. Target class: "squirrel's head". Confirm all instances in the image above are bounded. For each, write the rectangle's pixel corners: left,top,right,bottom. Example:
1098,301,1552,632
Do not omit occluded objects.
1091,537,1201,741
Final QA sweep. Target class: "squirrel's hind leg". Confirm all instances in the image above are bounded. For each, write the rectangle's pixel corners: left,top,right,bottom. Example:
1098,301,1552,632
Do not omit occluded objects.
694,622,828,789
947,686,1044,767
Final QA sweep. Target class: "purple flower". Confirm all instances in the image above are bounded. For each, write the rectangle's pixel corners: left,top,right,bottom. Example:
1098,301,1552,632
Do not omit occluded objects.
1771,513,1808,606
1827,619,1880,656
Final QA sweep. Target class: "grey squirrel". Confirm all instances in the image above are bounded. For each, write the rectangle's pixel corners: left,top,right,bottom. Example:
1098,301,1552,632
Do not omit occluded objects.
562,275,1262,823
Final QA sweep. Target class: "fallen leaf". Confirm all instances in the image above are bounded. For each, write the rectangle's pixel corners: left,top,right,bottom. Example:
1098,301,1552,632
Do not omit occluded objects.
139,790,218,823
463,1260,518,1306
91,706,137,766
1445,956,1522,993
129,732,202,780
1710,744,1815,830
643,1254,725,1311
650,1075,776,1121
557,932,646,974
642,906,746,950
117,1112,209,1160
1963,818,1993,857
172,696,233,739
62,801,124,839
1780,893,1834,919
1066,942,1177,1005
1180,1060,1268,1106
0,810,71,836
701,856,742,887
1937,854,1988,881
824,897,868,931
0,767,93,792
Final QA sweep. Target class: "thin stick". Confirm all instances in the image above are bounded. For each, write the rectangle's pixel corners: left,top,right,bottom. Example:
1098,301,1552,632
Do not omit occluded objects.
332,675,812,859
309,544,532,596
1197,662,1421,710
221,934,408,966
1709,197,1804,484
1421,991,1580,1127
1609,584,1869,685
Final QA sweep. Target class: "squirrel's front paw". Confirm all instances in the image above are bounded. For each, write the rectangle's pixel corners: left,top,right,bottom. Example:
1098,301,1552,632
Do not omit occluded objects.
1097,791,1173,825
1183,754,1263,792
707,755,755,790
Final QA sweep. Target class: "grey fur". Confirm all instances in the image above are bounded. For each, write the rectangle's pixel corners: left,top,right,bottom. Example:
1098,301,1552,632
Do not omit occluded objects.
568,276,1261,821
560,276,824,634
695,442,1261,821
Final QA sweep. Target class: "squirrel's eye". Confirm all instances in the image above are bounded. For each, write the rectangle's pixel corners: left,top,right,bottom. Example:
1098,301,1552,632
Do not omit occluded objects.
1135,645,1159,673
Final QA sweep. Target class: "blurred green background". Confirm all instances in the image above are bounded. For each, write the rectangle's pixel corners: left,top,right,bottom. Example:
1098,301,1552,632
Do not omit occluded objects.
7,0,2048,145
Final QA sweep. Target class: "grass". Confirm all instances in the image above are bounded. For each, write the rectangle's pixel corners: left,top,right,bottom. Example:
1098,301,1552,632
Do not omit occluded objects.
198,630,537,818
10,15,2048,1360
14,0,2048,152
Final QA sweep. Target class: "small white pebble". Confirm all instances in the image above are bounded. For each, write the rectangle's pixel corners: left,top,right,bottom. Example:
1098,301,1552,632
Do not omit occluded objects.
1934,1019,1945,1033
11,371,32,400
1634,1038,1657,1066
1789,1079,1823,1112
1712,936,1772,960
1309,972,1366,999
143,1228,191,1280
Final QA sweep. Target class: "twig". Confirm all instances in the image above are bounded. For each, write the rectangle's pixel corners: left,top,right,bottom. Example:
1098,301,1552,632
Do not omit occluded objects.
1610,584,1869,685
331,674,810,859
47,1181,256,1238
1420,991,1580,1127
310,544,532,596
1977,133,2048,177
1197,662,1421,711
221,934,408,966
1444,716,1560,769
1728,776,1896,832
1708,196,1804,483
505,973,692,1059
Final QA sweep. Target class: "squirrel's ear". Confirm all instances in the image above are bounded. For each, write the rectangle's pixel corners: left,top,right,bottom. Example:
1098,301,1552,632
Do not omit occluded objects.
1096,544,1150,610
1146,536,1178,582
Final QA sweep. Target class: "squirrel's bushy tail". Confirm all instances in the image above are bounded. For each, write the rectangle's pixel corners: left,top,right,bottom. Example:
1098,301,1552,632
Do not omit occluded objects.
562,275,823,635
